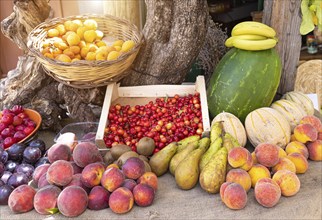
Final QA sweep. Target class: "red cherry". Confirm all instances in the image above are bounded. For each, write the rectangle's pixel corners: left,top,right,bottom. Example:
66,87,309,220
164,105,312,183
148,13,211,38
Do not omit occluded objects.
13,131,27,142
0,122,6,133
23,126,35,136
12,116,23,126
11,105,24,115
17,112,28,119
1,114,13,125
15,124,26,131
1,128,14,138
3,137,15,149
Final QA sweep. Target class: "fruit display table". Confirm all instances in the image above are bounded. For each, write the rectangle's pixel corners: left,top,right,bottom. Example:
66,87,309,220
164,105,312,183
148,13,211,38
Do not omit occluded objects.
0,130,321,220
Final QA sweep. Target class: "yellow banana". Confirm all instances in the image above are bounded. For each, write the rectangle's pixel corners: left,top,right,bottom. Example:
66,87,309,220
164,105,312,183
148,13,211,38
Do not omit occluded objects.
232,38,277,51
225,35,267,47
232,21,276,38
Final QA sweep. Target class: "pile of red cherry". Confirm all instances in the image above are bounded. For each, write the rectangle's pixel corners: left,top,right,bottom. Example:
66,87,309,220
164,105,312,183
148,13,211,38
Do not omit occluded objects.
0,105,37,149
104,93,203,153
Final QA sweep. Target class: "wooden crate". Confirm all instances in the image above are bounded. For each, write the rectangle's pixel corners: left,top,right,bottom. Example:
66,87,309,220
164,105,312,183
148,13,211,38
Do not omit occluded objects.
95,76,211,149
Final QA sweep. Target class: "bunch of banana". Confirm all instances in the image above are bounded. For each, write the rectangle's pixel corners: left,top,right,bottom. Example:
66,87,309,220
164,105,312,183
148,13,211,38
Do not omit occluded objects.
225,21,278,51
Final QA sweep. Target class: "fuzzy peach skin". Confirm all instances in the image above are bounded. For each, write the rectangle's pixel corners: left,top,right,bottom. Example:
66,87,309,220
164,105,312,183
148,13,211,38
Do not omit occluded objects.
226,169,252,192
300,115,322,132
254,178,281,208
278,148,287,158
255,143,280,167
220,182,247,210
109,187,134,214
285,141,309,159
228,147,253,171
251,152,258,164
272,170,300,197
286,152,309,174
248,164,271,188
293,124,318,144
307,140,322,161
272,157,296,174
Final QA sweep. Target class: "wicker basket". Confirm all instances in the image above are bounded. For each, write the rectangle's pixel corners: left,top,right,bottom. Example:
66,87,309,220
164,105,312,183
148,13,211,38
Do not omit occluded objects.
27,14,143,89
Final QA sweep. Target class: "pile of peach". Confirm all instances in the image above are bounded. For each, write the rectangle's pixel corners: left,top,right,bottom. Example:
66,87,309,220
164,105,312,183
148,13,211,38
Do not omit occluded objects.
7,141,158,217
220,115,321,210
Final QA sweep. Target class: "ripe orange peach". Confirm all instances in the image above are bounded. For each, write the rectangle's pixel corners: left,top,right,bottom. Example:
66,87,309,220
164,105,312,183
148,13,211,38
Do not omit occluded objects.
286,152,309,174
278,148,287,158
122,179,137,192
34,185,61,215
122,157,145,180
109,187,134,214
251,151,258,164
228,147,253,171
81,162,105,188
248,164,271,188
133,183,155,207
285,141,309,159
293,124,318,144
255,143,280,167
8,185,36,213
46,160,73,186
300,115,322,132
272,157,296,174
101,167,125,192
254,178,281,208
226,169,252,192
137,172,158,191
220,182,247,210
307,140,322,161
272,170,300,197
88,186,110,210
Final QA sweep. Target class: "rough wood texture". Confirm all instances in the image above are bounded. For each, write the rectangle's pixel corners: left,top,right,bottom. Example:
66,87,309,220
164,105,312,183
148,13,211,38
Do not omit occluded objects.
263,0,302,95
121,0,209,86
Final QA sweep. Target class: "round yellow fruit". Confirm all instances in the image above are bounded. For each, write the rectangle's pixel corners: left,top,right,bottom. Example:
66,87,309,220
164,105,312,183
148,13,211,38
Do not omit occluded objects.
76,26,89,39
63,48,75,59
80,47,90,58
70,45,81,55
72,19,83,27
85,51,96,61
56,24,66,35
95,40,107,47
44,53,54,59
95,30,104,40
84,30,97,43
107,51,120,61
113,39,124,47
56,54,72,62
83,19,98,30
64,20,79,32
114,46,121,52
121,40,135,52
96,51,108,61
47,28,60,38
67,33,81,46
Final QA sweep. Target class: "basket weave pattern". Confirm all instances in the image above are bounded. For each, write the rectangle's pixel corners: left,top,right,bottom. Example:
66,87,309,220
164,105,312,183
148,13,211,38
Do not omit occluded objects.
28,14,143,88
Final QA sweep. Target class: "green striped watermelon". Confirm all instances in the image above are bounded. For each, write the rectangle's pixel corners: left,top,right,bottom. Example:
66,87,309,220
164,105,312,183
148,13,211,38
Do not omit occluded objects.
207,48,282,123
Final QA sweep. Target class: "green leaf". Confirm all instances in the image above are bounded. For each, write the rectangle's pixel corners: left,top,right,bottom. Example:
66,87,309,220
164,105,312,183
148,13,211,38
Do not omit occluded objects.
46,208,59,215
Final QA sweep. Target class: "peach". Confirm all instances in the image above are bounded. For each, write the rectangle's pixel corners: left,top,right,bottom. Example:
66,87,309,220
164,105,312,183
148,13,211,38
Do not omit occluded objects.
38,173,50,188
122,157,145,180
285,141,309,159
73,142,103,167
247,164,271,188
57,186,88,217
226,169,252,192
106,163,119,170
109,187,134,214
300,115,322,132
228,147,253,171
220,182,247,210
307,140,322,161
122,179,137,191
278,147,287,158
251,152,258,164
137,172,158,191
101,167,125,192
255,143,279,167
254,178,281,208
290,134,297,142
88,185,110,210
273,169,300,196
47,143,71,163
32,164,50,185
70,161,83,174
293,124,318,144
133,183,155,207
81,162,105,188
8,185,36,213
64,174,90,194
46,160,73,186
286,152,309,174
34,185,61,215
219,182,231,201
318,132,322,140
272,157,296,174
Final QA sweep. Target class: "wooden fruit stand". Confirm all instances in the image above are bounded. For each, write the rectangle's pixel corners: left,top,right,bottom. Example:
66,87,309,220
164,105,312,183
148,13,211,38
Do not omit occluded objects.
0,0,321,219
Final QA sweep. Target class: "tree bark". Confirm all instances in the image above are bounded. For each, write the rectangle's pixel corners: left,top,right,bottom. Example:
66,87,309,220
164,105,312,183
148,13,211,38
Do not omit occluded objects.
121,0,209,86
263,0,302,95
